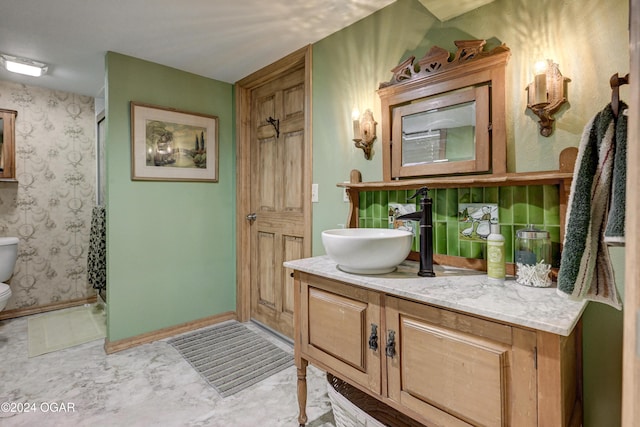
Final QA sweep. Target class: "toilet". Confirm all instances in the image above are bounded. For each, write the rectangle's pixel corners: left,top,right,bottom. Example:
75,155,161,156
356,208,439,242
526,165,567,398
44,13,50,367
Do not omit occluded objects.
0,237,19,312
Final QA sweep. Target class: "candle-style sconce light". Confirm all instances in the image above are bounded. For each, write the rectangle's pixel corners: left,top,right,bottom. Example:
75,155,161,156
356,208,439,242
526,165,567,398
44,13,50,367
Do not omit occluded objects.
525,60,570,137
352,108,377,159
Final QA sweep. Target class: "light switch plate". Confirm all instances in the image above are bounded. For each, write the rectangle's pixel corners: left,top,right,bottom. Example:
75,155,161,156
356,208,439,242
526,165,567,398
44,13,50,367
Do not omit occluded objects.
311,184,319,203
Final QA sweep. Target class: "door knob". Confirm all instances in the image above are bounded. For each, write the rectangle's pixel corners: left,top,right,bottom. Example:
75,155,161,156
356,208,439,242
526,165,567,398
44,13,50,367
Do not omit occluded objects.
246,213,257,221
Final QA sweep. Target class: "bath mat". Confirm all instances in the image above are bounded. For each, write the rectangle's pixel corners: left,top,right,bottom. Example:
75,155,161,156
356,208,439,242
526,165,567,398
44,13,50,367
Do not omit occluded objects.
168,321,293,397
28,305,106,357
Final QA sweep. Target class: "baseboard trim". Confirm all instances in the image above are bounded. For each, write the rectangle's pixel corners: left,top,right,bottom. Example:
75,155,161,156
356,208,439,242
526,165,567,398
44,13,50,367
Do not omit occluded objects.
251,319,294,346
0,296,98,321
103,311,237,354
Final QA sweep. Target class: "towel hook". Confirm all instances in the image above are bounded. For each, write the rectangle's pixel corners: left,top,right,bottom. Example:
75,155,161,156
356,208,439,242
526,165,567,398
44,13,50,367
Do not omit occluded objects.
610,72,629,118
266,116,280,139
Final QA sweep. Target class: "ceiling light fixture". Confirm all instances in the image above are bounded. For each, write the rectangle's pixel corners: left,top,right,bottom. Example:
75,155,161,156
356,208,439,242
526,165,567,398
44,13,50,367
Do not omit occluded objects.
0,54,48,77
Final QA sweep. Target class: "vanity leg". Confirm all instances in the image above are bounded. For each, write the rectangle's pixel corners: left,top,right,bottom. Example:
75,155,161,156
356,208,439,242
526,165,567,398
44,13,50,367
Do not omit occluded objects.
297,359,308,426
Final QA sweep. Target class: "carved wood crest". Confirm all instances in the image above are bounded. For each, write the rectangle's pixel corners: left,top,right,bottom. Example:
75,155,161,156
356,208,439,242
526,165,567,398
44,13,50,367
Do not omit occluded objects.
379,40,510,89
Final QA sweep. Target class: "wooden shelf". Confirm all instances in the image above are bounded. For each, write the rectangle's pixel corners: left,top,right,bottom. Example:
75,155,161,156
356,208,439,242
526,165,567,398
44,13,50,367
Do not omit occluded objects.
337,170,573,191
339,147,577,192
339,147,578,233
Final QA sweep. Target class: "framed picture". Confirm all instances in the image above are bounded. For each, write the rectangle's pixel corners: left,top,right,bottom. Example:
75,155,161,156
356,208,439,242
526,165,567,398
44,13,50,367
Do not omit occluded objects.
131,102,218,182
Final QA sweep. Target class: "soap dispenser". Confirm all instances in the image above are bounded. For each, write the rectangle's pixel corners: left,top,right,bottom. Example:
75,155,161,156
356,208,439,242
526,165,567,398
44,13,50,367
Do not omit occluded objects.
486,223,505,283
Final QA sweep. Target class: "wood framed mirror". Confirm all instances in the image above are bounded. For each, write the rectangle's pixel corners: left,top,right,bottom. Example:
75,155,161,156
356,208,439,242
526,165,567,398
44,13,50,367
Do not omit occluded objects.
378,40,510,181
0,108,17,180
392,84,490,177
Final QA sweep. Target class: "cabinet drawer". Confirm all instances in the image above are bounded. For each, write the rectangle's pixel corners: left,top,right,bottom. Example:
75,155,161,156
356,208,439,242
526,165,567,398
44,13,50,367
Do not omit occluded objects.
300,273,381,394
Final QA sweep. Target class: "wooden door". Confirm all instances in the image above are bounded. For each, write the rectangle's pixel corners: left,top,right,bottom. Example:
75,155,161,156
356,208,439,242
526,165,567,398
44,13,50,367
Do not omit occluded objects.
247,62,307,338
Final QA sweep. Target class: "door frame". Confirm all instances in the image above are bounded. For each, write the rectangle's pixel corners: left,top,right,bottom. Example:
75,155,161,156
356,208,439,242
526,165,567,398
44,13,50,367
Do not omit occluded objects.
235,45,313,322
623,0,639,424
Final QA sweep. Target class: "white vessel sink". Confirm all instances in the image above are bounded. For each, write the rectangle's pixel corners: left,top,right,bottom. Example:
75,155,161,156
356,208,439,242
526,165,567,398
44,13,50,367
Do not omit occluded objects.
321,228,414,274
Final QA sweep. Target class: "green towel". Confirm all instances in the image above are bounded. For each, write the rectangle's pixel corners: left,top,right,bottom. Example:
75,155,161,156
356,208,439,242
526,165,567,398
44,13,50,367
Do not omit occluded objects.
557,103,622,310
604,103,627,244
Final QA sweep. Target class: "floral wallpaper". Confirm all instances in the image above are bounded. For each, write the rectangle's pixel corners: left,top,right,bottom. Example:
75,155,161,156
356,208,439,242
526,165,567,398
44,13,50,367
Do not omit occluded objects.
0,80,96,311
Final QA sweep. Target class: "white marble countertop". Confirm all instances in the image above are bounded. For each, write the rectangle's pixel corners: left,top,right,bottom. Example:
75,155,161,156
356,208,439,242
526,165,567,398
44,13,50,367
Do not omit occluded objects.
284,255,588,336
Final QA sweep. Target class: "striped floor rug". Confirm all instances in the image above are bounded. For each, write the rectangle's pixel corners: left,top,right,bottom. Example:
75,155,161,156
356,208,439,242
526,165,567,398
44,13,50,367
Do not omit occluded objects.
168,321,293,397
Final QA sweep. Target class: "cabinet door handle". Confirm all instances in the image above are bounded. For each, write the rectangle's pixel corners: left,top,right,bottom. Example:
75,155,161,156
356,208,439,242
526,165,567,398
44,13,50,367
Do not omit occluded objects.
368,324,378,351
385,330,396,358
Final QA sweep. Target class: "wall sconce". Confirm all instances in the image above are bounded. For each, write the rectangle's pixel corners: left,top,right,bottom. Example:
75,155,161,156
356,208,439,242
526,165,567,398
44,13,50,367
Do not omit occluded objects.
352,108,377,160
0,53,48,77
525,60,569,137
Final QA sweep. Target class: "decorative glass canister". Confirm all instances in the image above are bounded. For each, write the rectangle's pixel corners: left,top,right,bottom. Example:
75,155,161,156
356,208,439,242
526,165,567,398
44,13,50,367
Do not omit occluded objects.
515,225,552,287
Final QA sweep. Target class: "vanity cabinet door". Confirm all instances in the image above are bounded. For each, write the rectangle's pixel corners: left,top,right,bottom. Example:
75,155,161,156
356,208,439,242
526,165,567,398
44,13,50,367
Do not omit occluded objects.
299,272,382,394
385,296,538,427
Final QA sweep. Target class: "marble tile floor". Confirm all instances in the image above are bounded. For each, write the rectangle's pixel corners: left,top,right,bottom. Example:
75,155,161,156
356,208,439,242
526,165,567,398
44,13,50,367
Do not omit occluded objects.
0,311,335,427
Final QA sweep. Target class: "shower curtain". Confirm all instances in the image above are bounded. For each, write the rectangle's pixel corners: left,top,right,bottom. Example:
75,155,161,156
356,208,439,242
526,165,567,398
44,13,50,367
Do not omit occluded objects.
87,205,106,301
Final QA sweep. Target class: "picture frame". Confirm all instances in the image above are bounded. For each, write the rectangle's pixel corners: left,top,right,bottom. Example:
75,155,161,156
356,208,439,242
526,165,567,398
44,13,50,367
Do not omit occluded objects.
131,102,219,182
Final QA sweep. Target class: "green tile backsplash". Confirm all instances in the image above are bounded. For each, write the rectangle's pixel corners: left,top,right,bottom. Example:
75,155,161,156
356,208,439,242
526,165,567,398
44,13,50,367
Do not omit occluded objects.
359,185,562,266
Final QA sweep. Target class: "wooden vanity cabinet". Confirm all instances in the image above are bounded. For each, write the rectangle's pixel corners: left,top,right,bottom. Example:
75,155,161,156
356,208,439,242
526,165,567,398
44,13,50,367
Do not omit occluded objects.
294,272,582,427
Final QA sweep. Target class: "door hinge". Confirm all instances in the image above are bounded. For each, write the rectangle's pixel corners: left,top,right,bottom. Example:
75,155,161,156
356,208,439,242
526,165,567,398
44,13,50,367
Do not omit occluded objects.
488,122,493,132
534,346,538,369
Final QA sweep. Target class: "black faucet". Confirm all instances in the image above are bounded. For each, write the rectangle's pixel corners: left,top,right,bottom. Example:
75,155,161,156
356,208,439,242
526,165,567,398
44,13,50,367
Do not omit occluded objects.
396,187,435,277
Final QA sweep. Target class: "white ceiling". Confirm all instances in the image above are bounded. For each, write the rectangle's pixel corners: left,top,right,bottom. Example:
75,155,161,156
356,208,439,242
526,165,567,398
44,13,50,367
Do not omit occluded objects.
418,0,495,21
0,0,397,97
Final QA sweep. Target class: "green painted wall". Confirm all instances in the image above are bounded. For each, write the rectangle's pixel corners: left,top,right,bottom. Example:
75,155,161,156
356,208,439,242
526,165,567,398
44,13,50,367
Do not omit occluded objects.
311,0,628,425
104,52,236,342
312,0,629,248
